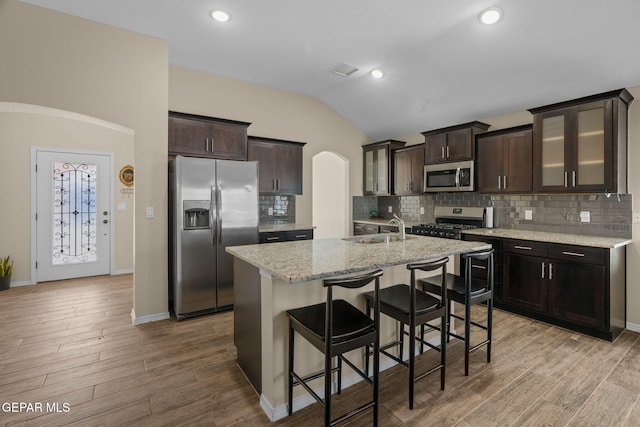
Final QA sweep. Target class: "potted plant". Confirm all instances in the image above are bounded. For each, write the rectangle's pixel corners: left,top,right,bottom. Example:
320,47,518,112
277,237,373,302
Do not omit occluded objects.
0,256,13,291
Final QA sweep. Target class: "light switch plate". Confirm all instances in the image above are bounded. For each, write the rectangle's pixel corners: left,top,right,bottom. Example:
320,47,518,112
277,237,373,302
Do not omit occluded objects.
268,207,273,216
580,211,590,222
525,209,533,220
117,202,127,211
146,207,154,219
388,206,393,213
420,207,425,215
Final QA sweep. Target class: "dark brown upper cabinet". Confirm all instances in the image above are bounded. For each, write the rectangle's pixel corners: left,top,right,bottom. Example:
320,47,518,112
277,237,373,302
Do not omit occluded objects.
422,121,490,164
248,137,305,195
362,140,406,195
169,112,251,161
393,144,425,195
476,125,533,193
529,89,632,193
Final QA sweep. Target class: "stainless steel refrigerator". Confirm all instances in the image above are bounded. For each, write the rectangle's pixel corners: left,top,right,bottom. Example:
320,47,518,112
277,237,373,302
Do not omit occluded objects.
169,155,258,320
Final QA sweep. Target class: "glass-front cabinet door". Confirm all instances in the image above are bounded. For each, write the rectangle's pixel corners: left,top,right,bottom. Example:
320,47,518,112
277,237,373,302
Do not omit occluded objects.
534,109,570,192
375,147,388,194
364,149,375,194
574,100,611,191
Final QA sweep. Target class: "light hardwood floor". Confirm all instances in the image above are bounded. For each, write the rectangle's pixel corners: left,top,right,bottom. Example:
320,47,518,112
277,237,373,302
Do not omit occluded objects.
1,274,639,426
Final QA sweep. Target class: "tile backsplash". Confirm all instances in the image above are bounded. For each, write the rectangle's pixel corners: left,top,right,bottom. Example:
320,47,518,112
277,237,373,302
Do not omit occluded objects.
354,193,632,238
259,195,296,223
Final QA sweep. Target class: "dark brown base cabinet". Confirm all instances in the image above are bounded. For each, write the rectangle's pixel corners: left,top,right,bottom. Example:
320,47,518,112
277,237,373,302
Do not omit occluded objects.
259,229,313,243
502,239,625,341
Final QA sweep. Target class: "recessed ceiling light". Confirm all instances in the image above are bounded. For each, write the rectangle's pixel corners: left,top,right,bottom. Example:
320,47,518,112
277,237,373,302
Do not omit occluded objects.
370,69,384,79
210,9,231,22
479,7,502,25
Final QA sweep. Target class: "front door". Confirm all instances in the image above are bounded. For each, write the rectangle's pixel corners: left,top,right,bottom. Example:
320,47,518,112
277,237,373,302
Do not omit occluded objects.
35,150,112,282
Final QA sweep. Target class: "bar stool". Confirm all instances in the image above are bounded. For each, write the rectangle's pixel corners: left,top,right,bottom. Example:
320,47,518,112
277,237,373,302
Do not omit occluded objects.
418,249,494,376
364,257,448,409
286,269,383,427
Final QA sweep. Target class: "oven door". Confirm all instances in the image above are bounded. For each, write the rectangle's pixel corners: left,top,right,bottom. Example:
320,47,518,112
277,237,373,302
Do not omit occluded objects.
424,160,474,192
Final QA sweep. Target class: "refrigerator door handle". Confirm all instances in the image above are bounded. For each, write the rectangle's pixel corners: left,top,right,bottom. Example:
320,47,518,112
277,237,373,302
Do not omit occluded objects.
210,185,216,245
217,184,223,245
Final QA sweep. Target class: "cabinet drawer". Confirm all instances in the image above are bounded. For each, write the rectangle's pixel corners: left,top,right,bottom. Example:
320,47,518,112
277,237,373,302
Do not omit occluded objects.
548,244,605,265
259,231,286,243
503,239,547,257
285,230,314,241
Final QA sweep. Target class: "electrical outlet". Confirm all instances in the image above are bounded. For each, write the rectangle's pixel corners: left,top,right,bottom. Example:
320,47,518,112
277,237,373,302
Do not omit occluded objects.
580,211,590,223
420,207,425,215
634,211,640,224
268,207,273,216
388,206,393,213
525,209,532,220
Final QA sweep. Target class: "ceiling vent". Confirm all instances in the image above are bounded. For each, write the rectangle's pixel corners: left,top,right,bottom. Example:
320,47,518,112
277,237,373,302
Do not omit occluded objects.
332,63,359,77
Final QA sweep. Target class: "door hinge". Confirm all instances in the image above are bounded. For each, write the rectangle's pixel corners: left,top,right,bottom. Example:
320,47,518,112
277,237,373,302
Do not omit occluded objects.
35,164,38,172
35,213,37,221
35,261,38,269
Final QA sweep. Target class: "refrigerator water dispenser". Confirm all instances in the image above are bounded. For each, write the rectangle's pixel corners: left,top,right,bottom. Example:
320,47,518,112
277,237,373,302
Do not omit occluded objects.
183,200,210,230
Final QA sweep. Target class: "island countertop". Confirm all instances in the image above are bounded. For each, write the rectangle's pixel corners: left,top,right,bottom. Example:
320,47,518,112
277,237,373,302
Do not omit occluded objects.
226,234,491,283
463,228,631,249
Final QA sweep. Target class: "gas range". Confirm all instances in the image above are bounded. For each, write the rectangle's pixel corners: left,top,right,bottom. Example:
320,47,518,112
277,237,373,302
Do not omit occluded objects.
410,206,486,240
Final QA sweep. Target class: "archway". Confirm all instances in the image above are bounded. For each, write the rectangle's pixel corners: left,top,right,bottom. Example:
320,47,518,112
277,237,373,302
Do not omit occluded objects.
312,151,348,238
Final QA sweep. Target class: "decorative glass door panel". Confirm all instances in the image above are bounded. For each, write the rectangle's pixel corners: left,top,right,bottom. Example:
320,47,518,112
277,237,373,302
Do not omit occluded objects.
541,115,565,187
577,107,605,186
364,150,374,193
52,162,98,265
36,150,111,282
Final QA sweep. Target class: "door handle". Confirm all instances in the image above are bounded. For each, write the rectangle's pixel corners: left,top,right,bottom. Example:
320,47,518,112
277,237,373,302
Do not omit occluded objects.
217,184,222,245
541,262,545,279
441,146,445,159
446,146,450,158
549,263,553,280
455,168,461,191
564,171,568,187
210,185,215,245
503,175,507,190
572,170,576,187
498,176,501,190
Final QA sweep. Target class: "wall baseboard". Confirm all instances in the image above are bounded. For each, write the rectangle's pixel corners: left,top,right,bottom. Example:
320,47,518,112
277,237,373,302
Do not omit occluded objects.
5,280,33,288
626,322,640,333
113,268,134,275
131,308,170,325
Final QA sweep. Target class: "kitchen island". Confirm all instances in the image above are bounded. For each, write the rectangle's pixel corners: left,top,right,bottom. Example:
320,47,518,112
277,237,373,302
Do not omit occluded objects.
226,235,490,421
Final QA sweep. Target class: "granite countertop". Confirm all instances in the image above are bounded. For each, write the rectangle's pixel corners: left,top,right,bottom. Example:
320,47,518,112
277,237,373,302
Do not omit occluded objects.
463,228,632,249
259,223,315,233
226,235,490,283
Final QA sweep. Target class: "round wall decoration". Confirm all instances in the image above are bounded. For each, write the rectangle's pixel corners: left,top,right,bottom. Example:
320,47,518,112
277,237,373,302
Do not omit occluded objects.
119,165,134,187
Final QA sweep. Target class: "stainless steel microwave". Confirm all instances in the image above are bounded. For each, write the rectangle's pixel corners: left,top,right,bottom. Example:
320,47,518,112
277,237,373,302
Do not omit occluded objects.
424,160,475,192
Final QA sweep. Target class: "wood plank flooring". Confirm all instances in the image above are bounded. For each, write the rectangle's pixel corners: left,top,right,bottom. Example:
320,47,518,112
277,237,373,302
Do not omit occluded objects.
1,274,639,426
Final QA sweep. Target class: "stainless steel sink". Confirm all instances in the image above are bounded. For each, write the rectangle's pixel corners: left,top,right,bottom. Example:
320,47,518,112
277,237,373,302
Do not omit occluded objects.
343,234,417,244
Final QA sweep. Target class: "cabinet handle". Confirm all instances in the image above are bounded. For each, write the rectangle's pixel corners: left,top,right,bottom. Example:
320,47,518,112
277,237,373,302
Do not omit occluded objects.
441,146,445,159
549,263,553,280
446,146,450,158
562,251,585,257
272,179,276,190
572,171,576,187
541,262,545,279
266,236,280,241
276,179,280,191
498,176,501,190
295,234,307,238
564,171,568,188
514,245,533,250
503,175,507,190
205,138,209,152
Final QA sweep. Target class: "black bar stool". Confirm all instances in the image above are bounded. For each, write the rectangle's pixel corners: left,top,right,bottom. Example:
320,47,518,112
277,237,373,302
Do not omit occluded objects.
418,249,494,376
286,269,383,427
364,257,448,409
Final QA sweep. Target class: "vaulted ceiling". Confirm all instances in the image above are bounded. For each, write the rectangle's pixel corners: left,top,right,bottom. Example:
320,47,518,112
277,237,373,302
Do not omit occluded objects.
21,0,640,140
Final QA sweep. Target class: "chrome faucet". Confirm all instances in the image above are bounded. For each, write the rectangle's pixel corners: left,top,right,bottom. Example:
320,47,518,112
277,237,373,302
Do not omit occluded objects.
388,214,406,240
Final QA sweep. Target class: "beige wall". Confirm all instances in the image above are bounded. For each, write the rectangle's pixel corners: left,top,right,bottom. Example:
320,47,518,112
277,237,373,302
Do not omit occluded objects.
0,0,169,320
169,66,372,225
0,104,134,280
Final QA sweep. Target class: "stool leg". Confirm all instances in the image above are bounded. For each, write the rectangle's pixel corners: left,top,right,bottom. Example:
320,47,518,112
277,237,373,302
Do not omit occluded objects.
288,322,294,416
325,353,332,427
409,321,415,410
420,324,425,354
337,355,343,394
399,323,405,361
366,299,371,377
440,311,446,390
446,300,452,343
464,301,471,376
373,318,380,427
487,298,493,363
